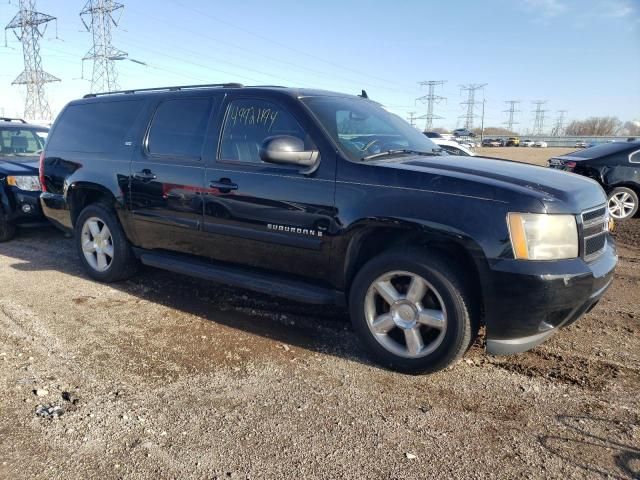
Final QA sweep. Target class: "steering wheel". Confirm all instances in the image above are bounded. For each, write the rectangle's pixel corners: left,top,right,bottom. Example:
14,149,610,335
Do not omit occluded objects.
361,139,383,153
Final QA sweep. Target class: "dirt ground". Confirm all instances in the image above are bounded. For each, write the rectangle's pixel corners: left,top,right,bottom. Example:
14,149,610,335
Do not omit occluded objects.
476,146,575,165
0,155,639,479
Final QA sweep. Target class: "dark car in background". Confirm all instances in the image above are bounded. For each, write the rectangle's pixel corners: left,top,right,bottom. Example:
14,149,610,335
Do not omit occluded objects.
0,118,49,241
423,131,443,139
548,141,640,221
482,138,503,147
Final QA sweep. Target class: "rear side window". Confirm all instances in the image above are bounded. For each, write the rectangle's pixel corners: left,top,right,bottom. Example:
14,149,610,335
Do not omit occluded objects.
146,97,212,159
48,100,143,153
219,98,309,164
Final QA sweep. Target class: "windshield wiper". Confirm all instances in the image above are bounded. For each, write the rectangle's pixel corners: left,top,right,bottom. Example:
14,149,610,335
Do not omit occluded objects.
361,149,438,161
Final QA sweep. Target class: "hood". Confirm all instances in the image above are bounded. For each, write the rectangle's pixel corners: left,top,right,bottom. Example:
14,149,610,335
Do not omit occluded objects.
0,157,39,176
375,155,606,213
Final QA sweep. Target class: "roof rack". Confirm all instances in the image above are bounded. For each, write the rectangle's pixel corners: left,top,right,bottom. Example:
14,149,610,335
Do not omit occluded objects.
0,117,27,124
83,83,244,98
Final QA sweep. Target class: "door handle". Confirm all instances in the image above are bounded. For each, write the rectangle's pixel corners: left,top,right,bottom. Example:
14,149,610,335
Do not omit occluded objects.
133,169,157,181
209,179,238,192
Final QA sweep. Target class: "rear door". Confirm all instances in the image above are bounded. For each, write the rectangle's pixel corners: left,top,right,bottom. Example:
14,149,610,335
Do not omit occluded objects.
129,94,216,255
201,94,337,281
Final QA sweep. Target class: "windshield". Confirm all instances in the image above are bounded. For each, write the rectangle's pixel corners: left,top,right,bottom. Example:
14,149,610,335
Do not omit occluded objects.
0,127,47,157
302,96,440,161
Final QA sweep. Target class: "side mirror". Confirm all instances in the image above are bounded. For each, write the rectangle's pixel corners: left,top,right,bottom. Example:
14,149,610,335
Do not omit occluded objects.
259,135,319,167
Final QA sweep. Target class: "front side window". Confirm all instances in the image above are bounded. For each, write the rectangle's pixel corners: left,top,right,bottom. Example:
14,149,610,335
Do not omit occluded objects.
0,128,46,156
302,96,439,162
219,98,310,164
147,97,212,158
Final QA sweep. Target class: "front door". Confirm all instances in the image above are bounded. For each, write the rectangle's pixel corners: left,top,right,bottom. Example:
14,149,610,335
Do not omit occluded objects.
129,95,215,255
201,95,337,281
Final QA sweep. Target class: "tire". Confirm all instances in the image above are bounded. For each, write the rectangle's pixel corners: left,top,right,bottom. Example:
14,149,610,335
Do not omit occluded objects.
349,249,478,374
74,203,138,282
0,220,16,242
607,187,638,221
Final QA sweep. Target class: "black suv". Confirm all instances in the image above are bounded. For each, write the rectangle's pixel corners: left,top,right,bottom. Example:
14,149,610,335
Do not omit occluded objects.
0,117,49,241
40,84,617,373
548,142,640,221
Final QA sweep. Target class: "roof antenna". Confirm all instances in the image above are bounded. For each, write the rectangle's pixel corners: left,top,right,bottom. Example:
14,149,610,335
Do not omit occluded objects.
359,89,368,99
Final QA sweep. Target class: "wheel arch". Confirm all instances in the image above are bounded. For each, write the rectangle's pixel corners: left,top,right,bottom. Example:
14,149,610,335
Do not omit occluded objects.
342,223,487,322
67,182,120,228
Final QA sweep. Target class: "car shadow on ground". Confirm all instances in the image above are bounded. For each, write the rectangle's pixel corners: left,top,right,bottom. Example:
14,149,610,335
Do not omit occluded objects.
4,226,379,368
538,414,640,479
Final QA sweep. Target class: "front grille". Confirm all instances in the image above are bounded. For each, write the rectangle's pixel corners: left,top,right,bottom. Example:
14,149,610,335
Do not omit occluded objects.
582,206,607,223
581,205,608,261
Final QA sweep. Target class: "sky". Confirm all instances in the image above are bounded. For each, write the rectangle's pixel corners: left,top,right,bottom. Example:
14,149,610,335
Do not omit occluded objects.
0,0,639,133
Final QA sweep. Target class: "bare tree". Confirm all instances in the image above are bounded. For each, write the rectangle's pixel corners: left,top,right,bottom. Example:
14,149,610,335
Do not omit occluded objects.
565,117,622,136
472,127,517,136
431,127,450,134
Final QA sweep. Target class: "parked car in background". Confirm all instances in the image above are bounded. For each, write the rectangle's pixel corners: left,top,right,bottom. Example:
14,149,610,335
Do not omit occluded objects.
432,138,475,156
533,141,548,148
506,137,520,147
548,141,640,220
482,138,502,147
453,128,475,138
0,117,49,241
423,131,443,139
575,141,588,148
521,139,535,147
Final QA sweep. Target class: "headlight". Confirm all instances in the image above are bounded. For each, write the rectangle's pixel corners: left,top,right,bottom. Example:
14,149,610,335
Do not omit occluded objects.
6,175,41,191
507,213,578,260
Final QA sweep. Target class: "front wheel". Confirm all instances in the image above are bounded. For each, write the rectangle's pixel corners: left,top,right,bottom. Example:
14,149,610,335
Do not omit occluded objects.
349,250,477,374
608,187,638,221
0,220,16,242
75,203,138,282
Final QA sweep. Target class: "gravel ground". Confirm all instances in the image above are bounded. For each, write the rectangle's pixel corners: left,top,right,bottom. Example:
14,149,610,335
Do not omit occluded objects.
0,170,639,479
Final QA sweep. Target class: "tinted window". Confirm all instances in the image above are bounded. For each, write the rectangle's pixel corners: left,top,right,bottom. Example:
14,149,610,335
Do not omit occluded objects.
147,97,212,158
219,98,309,164
48,100,143,153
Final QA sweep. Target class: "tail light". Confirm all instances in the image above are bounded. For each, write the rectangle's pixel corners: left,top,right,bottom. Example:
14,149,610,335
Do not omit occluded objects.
564,161,577,170
39,152,47,192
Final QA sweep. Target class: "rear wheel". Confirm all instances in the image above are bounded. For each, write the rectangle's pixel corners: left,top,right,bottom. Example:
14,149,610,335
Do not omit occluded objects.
0,220,16,242
349,250,477,374
75,203,137,282
608,187,638,221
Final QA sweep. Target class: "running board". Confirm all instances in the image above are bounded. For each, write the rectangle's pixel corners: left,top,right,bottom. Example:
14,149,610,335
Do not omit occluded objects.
137,251,342,305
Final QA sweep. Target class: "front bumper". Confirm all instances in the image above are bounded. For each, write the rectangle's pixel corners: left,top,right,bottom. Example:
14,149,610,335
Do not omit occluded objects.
484,238,617,355
1,187,46,224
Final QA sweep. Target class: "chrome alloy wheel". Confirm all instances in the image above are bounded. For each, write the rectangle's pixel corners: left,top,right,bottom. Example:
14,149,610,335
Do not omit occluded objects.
81,217,114,272
364,271,447,359
608,191,636,219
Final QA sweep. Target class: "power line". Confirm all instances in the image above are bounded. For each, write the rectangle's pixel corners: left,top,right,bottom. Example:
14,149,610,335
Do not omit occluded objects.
531,100,548,135
416,80,446,131
552,110,567,136
80,0,127,93
459,83,487,130
4,0,60,121
168,0,412,91
503,100,521,132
